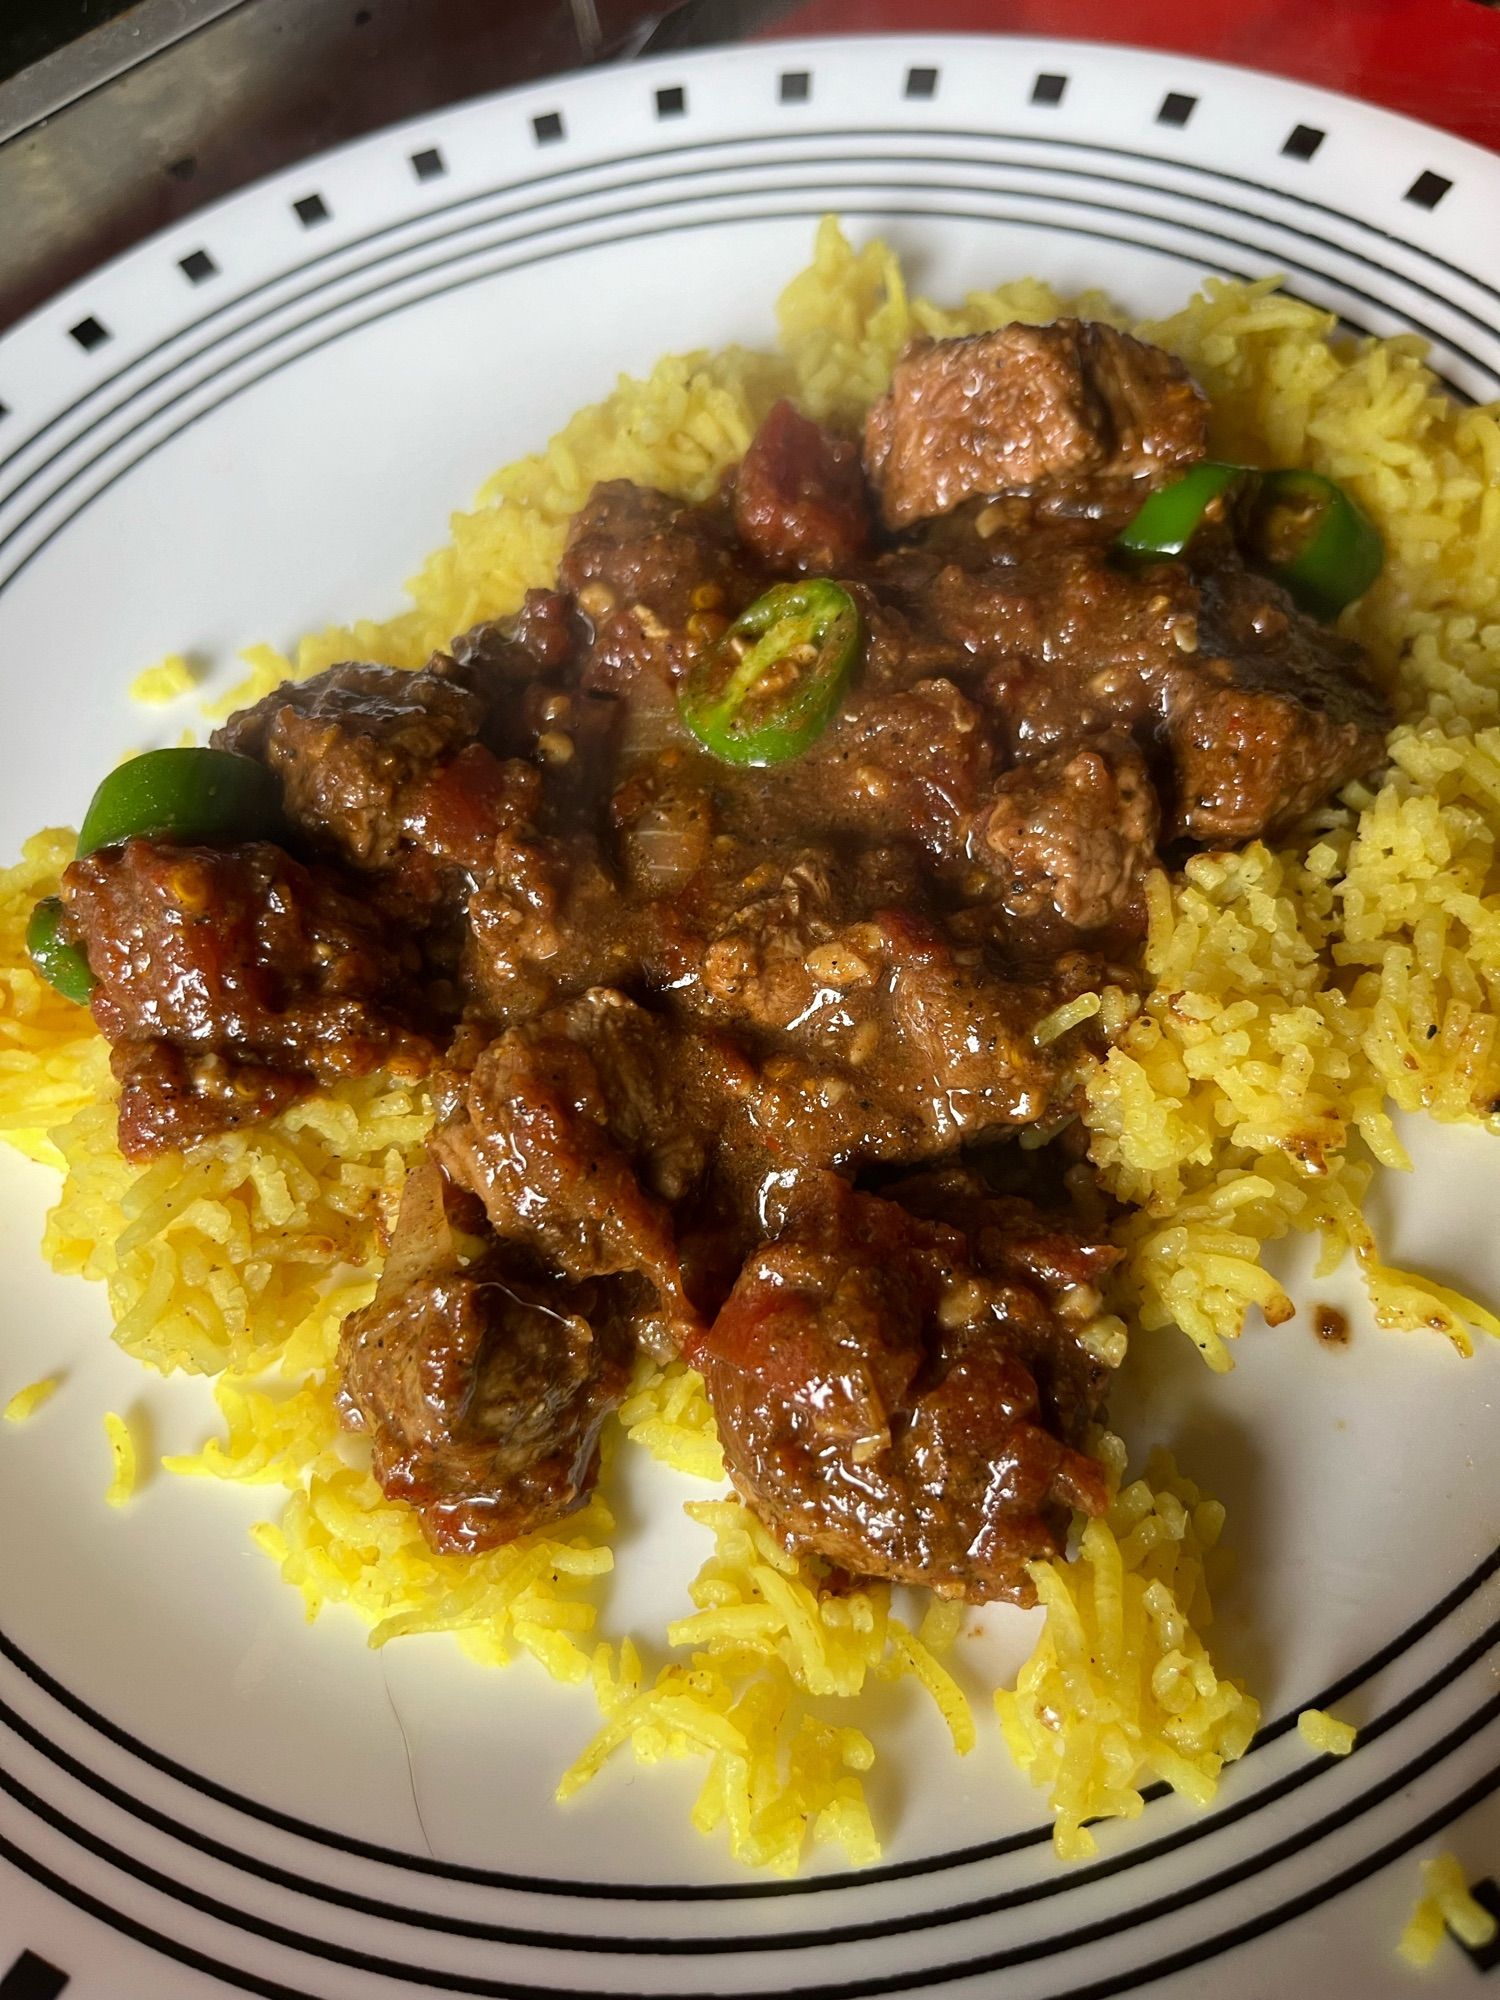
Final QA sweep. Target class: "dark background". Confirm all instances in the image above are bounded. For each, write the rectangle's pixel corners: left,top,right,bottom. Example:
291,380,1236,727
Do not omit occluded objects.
2,0,141,81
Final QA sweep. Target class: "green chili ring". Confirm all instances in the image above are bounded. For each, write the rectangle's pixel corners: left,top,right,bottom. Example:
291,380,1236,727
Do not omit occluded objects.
1115,461,1248,560
28,745,285,1007
1243,468,1384,621
679,579,861,768
76,745,283,858
1117,460,1383,620
26,896,96,1005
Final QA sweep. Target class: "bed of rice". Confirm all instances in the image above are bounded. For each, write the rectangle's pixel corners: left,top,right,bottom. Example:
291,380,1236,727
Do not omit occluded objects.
1,218,1497,1873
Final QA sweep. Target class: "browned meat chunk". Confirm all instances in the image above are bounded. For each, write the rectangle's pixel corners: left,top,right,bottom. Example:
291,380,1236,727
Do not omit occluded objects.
972,735,1159,933
558,481,750,690
687,1171,1116,1603
337,1256,631,1554
899,542,1388,839
506,587,585,674
797,676,992,857
655,846,1066,1162
868,908,1073,1145
106,1041,304,1157
64,838,430,1158
733,400,871,571
462,832,636,1025
215,659,496,870
451,589,584,684
1167,563,1390,840
431,989,756,1345
863,321,1208,528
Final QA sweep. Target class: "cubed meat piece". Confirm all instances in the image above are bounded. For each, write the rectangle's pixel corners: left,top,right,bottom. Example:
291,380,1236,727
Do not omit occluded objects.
973,735,1160,933
1166,564,1390,840
558,480,751,690
907,541,1389,839
923,541,1196,752
504,587,586,674
431,989,755,1342
451,588,584,681
105,1041,305,1157
867,907,1077,1146
796,676,993,858
215,658,535,877
732,400,871,570
462,832,635,1025
687,1171,1114,1603
337,1258,632,1555
863,321,1208,528
63,838,431,1158
659,846,1067,1163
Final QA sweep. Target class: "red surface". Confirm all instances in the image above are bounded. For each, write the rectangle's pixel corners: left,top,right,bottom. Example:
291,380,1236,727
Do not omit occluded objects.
769,0,1500,153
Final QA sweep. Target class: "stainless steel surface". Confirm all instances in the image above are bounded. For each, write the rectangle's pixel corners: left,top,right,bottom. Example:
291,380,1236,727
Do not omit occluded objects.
0,0,694,331
0,0,248,135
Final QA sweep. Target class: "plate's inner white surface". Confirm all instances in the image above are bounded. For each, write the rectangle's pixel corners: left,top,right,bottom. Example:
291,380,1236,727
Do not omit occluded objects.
1,211,1497,1883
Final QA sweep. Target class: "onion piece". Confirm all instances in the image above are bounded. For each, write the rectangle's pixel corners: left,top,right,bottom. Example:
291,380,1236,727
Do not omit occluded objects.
375,1161,453,1307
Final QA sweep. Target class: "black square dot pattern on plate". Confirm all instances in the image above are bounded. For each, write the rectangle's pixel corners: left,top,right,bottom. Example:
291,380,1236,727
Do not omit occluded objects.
1281,123,1326,160
656,85,686,117
779,70,811,102
905,65,939,98
0,1950,69,1999
1031,71,1067,105
410,146,446,181
69,315,109,352
1457,1878,1500,1969
532,110,565,143
293,193,330,226
1405,169,1453,208
1156,91,1196,126
179,248,217,284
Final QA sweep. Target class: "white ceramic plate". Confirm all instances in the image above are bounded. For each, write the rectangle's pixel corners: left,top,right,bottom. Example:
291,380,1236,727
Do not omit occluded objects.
2,33,1499,2000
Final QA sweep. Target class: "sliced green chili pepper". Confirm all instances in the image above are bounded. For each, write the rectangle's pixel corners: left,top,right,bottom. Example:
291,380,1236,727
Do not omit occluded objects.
26,897,95,1005
679,579,861,768
28,746,284,1005
76,746,282,858
1242,468,1384,620
1115,460,1247,560
1118,461,1383,621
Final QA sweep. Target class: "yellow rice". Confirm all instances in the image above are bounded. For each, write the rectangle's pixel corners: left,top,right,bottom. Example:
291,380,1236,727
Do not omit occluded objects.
1297,1707,1358,1757
1399,1852,1499,1965
102,1408,138,1506
3,1374,60,1423
2,218,1498,1869
128,653,199,706
997,1436,1257,1860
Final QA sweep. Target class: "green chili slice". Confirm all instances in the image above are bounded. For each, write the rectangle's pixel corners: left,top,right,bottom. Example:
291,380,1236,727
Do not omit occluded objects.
30,745,284,1004
76,746,282,858
26,897,95,1005
1115,460,1247,560
1243,468,1384,620
1118,460,1383,621
679,579,860,768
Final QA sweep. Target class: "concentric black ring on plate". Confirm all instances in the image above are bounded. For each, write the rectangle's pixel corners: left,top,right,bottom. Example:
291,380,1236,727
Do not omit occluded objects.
4,1569,1500,1954
2,47,1499,1996
2,124,1498,548
4,1721,1500,1998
